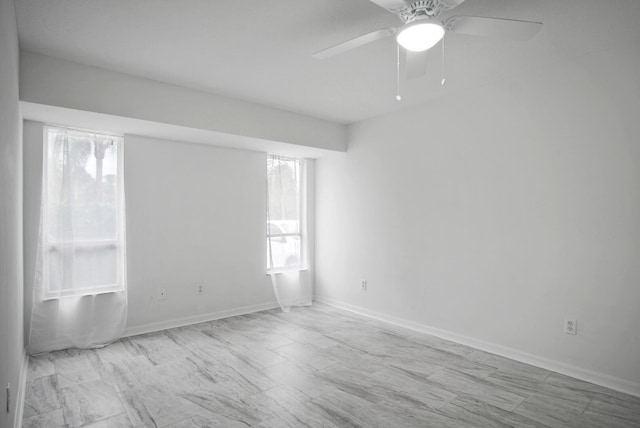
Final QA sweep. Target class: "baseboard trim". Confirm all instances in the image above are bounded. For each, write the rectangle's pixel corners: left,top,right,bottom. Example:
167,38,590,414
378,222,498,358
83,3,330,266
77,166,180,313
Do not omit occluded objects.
123,301,280,338
315,295,640,398
13,349,29,428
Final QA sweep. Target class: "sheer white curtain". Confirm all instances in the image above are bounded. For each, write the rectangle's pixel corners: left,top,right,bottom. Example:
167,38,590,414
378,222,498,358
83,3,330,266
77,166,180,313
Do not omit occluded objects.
267,155,312,312
28,126,127,354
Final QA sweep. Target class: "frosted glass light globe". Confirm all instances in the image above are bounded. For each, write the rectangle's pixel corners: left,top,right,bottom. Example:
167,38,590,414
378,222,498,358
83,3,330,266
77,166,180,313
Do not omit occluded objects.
396,21,445,52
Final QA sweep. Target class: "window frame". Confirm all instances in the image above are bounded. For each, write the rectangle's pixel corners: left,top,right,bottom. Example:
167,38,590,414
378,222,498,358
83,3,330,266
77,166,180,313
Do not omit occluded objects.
266,155,306,274
42,125,125,300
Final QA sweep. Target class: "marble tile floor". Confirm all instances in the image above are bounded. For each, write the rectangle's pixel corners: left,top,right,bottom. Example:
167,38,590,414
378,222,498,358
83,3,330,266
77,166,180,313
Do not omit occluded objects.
23,304,640,428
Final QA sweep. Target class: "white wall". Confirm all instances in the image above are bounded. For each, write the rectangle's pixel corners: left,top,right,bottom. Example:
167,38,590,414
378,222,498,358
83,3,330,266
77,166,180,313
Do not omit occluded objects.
123,135,276,330
0,0,25,426
19,51,346,153
23,125,300,336
316,42,640,394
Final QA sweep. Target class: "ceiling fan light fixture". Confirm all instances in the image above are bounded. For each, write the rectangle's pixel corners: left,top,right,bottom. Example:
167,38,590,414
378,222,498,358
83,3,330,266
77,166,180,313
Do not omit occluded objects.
396,20,445,52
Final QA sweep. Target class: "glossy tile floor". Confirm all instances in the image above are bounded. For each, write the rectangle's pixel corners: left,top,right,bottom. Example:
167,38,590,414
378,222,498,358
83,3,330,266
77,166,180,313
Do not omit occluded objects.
24,304,640,427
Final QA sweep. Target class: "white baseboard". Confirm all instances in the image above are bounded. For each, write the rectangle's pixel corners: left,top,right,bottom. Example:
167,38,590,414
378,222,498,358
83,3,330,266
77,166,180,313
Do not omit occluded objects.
123,301,280,338
13,350,29,428
315,295,640,398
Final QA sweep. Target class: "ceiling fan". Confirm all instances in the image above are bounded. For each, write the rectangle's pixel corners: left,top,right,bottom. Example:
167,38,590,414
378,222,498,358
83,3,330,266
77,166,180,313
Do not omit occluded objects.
313,0,542,80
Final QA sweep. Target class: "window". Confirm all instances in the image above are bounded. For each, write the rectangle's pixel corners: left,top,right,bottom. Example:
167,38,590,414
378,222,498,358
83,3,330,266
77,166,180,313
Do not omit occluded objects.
267,154,306,272
42,126,125,298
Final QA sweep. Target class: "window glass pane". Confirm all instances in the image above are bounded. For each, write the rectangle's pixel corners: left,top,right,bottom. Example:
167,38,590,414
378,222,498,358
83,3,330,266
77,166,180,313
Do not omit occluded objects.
267,236,301,269
47,246,118,294
267,156,300,235
46,129,119,242
267,222,286,236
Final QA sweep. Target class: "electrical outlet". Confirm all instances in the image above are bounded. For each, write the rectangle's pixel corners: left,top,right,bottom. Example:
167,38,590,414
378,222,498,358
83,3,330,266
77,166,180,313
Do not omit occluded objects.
565,319,577,335
196,282,204,295
157,288,167,301
361,280,367,291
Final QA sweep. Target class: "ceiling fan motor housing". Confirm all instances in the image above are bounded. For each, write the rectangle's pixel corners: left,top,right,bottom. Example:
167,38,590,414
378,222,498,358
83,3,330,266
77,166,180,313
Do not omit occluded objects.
399,0,442,23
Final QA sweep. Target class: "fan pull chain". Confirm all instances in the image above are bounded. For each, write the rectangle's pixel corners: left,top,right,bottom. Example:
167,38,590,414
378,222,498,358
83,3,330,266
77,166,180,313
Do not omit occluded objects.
441,35,446,86
396,44,402,101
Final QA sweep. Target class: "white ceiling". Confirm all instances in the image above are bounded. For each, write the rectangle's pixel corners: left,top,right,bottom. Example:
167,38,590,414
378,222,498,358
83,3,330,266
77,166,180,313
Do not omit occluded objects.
15,0,640,124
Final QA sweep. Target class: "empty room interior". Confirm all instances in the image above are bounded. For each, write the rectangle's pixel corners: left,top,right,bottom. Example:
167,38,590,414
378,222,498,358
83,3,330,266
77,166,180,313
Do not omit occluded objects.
2,0,640,427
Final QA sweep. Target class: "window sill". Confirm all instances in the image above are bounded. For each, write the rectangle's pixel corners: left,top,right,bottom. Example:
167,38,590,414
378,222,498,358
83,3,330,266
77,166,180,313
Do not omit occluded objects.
266,267,309,276
43,287,124,301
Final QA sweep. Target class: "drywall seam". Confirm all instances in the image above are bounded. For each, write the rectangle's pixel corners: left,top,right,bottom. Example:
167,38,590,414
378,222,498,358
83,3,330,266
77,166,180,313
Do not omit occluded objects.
315,295,640,398
123,301,280,338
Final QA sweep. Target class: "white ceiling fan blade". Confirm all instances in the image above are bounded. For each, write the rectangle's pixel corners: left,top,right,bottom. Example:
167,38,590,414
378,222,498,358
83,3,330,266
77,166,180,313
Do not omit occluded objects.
368,0,408,13
312,28,395,59
436,0,467,11
405,50,428,79
445,16,542,41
